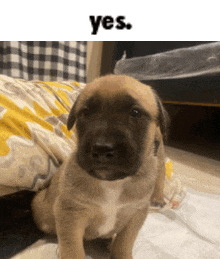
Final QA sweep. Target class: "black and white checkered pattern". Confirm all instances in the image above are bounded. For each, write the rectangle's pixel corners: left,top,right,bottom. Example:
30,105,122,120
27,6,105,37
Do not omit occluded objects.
0,41,87,83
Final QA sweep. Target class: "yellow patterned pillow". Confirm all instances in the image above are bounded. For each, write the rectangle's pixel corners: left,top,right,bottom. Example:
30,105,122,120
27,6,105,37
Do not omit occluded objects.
0,75,84,192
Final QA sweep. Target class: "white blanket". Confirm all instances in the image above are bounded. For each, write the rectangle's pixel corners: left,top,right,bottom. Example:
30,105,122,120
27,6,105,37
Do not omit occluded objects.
133,187,220,259
11,187,220,259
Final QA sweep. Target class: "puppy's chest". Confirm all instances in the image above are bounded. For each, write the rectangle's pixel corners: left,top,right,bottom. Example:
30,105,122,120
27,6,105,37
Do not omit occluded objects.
98,186,121,236
97,182,137,237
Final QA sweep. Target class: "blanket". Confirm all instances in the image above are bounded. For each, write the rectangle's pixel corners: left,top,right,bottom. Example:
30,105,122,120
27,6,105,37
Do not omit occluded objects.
133,187,220,259
0,75,83,192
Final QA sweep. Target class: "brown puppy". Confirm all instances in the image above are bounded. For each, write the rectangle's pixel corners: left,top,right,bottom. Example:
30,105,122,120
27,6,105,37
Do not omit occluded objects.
31,75,168,259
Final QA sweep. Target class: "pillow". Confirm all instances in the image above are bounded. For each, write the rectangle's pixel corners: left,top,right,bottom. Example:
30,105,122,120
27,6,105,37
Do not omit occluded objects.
0,75,84,193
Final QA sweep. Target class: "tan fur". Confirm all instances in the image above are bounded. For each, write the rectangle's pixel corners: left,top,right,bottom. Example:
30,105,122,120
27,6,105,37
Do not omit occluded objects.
32,75,167,259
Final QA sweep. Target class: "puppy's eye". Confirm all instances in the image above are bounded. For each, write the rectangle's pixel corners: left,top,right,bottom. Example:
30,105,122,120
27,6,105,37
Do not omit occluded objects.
130,108,142,118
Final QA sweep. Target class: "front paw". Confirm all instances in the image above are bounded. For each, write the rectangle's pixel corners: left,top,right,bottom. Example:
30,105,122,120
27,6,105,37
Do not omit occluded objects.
109,254,133,259
151,196,166,208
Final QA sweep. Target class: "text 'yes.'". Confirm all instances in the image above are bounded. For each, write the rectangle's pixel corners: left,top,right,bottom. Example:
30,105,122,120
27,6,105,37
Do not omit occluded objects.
89,16,132,35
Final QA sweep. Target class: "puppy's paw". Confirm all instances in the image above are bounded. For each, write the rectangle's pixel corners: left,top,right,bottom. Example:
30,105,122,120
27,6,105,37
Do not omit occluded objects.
109,250,133,259
150,198,166,208
109,256,133,259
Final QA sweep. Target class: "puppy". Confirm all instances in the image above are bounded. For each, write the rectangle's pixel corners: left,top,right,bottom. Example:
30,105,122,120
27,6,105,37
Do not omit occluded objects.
31,75,168,259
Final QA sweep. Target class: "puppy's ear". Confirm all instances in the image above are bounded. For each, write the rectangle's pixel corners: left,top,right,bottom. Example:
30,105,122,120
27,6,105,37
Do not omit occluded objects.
67,96,80,130
155,95,169,140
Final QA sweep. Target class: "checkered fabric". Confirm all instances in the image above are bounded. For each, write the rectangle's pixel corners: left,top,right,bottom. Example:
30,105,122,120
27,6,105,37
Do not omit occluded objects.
0,41,87,83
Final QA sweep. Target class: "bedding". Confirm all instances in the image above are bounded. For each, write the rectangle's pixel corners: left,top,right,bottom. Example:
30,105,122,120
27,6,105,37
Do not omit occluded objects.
0,75,84,194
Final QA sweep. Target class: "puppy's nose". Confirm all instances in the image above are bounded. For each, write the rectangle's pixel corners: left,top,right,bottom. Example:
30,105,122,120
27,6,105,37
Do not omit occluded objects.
91,142,115,161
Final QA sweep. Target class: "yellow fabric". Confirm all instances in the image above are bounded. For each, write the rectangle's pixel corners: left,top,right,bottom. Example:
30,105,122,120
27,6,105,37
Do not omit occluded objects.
165,159,174,180
0,75,84,191
0,81,81,156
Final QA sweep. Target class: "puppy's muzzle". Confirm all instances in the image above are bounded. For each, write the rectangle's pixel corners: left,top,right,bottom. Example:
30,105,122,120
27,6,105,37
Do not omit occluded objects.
77,130,140,181
91,139,115,163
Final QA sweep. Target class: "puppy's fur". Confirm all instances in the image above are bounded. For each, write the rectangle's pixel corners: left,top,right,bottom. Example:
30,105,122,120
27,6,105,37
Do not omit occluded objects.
32,75,168,259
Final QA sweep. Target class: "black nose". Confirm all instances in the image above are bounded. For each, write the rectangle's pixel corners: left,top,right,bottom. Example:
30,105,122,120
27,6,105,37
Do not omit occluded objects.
91,142,115,162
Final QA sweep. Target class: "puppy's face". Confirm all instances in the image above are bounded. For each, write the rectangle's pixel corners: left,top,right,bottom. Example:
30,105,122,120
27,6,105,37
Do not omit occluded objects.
67,75,167,181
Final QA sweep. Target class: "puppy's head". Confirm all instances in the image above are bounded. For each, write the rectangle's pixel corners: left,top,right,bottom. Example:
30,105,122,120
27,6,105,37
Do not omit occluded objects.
67,75,168,181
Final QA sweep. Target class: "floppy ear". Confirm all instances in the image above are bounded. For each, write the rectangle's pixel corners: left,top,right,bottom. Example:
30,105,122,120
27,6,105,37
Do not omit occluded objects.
67,104,77,130
67,96,80,130
155,95,170,140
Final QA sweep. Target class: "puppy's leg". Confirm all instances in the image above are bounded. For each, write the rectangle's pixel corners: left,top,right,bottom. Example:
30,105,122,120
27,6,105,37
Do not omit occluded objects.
110,207,149,259
54,198,89,259
32,188,56,233
150,162,166,207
